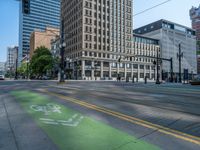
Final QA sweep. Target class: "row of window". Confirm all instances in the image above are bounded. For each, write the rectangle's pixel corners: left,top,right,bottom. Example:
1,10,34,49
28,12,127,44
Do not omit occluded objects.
67,51,159,65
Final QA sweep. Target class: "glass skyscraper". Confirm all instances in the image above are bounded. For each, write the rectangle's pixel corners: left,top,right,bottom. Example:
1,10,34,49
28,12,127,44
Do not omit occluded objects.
18,0,60,63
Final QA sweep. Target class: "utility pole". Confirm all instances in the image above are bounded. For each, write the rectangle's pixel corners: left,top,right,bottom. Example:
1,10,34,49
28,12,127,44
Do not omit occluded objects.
76,59,79,80
156,49,160,84
177,43,183,83
170,57,173,82
153,60,156,80
117,56,121,81
26,50,29,80
15,58,18,80
59,20,65,83
15,47,18,80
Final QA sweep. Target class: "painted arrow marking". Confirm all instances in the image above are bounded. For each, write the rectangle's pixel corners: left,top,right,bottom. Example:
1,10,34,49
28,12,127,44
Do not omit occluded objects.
39,114,84,127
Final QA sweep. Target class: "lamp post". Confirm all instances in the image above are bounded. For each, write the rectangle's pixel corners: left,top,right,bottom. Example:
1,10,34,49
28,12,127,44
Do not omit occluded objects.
15,58,18,80
59,42,66,83
75,58,79,80
59,20,74,83
153,60,156,81
170,57,173,82
117,56,122,81
177,43,183,83
59,20,66,83
156,49,160,84
65,57,72,79
26,50,29,80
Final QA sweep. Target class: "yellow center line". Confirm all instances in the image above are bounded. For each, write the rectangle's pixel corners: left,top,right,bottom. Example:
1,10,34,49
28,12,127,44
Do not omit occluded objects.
42,89,200,145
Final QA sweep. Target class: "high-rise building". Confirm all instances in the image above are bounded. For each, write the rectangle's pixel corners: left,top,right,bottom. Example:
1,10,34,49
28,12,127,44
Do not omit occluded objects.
190,5,200,74
5,46,18,72
18,0,60,63
61,0,133,80
190,5,200,41
134,19,197,79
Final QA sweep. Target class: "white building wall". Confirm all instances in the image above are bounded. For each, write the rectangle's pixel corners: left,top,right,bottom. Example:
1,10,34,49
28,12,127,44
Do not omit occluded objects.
144,29,197,74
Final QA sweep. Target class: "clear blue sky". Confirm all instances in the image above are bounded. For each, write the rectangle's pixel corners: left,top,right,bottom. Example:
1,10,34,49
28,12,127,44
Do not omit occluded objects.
0,0,199,62
0,0,19,62
134,0,199,28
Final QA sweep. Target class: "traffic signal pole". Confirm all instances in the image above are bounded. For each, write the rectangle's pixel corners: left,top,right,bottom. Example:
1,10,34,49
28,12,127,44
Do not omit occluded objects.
170,57,173,82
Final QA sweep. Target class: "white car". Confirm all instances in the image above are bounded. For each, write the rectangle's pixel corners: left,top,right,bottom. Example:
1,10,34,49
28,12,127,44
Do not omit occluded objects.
0,75,5,80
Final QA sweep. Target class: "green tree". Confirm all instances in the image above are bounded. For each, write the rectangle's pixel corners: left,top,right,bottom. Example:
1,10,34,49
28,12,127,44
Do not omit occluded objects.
30,46,54,77
197,41,200,55
17,62,28,78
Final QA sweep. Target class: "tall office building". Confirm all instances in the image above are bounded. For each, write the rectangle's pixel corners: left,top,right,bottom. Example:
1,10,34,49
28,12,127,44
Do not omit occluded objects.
190,5,200,74
5,46,18,72
190,5,200,41
134,19,197,78
62,0,133,80
18,0,60,63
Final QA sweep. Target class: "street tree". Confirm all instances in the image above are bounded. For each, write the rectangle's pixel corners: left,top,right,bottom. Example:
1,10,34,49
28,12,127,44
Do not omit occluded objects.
17,62,28,78
30,46,54,78
197,41,200,54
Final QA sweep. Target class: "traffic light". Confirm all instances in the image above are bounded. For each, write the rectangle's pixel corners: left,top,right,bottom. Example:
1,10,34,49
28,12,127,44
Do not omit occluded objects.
22,0,30,14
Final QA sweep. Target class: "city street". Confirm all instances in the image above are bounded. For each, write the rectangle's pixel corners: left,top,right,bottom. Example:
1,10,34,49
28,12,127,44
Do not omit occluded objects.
0,80,200,150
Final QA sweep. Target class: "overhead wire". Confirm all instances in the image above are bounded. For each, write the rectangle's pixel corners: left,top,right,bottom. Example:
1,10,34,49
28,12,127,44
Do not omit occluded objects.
134,0,172,16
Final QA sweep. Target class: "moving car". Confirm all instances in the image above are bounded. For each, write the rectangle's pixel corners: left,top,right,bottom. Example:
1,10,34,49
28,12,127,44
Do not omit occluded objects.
0,74,5,80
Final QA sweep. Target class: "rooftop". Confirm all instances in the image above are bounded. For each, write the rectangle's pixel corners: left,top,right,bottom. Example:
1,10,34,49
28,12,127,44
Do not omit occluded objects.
134,19,195,36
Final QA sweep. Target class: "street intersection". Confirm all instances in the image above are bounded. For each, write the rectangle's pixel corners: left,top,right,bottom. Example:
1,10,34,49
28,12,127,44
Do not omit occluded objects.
0,80,200,150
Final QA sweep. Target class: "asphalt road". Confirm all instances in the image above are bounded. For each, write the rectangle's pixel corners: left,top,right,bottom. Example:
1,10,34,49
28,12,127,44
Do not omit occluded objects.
0,80,200,150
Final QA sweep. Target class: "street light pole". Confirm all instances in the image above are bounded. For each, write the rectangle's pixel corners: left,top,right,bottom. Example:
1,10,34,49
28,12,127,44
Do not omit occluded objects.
26,50,29,80
156,49,160,84
153,60,156,81
76,59,78,80
59,20,65,83
15,58,18,80
170,57,173,82
117,56,121,81
177,43,183,83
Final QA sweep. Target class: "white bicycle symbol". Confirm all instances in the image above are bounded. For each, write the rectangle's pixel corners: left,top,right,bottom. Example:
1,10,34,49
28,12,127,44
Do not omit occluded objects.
30,103,62,115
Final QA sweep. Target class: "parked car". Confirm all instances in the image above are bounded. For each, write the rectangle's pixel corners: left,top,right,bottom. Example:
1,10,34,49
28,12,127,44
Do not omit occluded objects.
0,75,5,80
42,76,51,80
190,75,200,85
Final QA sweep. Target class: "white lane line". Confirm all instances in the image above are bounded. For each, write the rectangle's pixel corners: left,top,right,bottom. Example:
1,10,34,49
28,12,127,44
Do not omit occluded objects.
39,118,55,121
43,121,59,125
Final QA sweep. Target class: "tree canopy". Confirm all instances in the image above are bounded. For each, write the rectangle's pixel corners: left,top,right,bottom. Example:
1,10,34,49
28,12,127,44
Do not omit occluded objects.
30,46,54,77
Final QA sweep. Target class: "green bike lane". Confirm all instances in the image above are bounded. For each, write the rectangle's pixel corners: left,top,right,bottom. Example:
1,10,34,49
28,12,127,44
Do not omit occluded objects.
10,90,160,150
